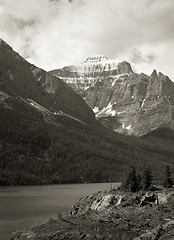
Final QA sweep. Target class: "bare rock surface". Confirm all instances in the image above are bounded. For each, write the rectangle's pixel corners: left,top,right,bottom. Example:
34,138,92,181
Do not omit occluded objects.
50,56,174,136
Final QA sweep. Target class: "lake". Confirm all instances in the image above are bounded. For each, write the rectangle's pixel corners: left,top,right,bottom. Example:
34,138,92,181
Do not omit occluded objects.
0,183,117,240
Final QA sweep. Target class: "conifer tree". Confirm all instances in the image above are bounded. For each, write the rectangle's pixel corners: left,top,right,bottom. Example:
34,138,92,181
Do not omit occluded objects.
137,173,142,190
143,167,153,190
163,165,173,188
123,165,140,192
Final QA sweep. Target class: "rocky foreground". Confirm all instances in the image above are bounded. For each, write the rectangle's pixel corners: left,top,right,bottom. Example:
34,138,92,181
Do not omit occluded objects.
11,187,174,240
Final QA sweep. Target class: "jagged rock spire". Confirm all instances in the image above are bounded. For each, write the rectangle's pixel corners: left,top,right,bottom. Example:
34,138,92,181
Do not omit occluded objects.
151,69,158,79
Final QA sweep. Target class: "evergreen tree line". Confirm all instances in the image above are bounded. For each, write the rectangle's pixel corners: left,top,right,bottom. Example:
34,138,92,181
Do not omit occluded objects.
123,165,173,193
0,103,174,186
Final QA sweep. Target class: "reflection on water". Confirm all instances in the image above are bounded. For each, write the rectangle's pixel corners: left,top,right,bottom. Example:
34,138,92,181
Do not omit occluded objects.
0,183,118,240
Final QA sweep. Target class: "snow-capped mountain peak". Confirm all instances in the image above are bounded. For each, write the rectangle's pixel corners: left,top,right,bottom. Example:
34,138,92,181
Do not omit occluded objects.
50,55,174,136
80,55,122,72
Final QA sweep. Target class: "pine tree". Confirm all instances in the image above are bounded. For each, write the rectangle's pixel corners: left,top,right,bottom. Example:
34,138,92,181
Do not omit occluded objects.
163,165,173,188
123,165,140,192
137,173,142,190
143,167,153,191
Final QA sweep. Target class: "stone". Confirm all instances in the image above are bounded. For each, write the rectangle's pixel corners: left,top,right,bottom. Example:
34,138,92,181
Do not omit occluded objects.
157,192,169,205
140,193,157,206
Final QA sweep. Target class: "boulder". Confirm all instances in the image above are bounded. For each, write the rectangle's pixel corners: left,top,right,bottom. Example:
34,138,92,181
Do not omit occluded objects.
140,193,157,206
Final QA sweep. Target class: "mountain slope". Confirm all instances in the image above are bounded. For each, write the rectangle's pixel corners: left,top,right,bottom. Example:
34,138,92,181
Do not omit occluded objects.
50,56,174,136
0,39,96,124
1,99,174,186
0,41,174,186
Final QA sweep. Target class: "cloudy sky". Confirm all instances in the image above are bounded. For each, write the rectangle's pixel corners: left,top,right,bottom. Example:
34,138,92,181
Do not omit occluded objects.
0,0,174,79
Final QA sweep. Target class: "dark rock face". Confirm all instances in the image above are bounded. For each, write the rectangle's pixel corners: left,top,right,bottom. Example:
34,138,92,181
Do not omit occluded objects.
50,55,174,136
0,39,96,124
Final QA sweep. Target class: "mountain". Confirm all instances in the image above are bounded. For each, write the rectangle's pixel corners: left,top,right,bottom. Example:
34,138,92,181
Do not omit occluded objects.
50,55,133,96
50,55,174,136
0,40,174,186
0,39,96,124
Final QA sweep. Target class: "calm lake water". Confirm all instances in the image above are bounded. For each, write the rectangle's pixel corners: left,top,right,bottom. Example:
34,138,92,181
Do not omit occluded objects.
0,183,116,240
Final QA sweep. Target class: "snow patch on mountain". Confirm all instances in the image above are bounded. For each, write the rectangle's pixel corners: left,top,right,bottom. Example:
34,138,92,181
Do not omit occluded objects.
93,106,99,113
126,125,131,130
111,110,117,116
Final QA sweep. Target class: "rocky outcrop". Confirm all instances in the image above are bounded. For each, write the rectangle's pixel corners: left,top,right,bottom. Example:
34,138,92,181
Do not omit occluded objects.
69,189,174,216
140,192,157,206
12,189,174,240
50,56,174,136
69,190,124,215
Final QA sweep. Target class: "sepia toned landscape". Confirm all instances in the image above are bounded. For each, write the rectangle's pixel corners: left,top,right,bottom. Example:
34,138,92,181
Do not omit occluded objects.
0,0,174,239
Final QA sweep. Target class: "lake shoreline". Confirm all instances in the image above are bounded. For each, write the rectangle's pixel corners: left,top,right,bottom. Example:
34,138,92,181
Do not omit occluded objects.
0,183,115,240
11,187,174,240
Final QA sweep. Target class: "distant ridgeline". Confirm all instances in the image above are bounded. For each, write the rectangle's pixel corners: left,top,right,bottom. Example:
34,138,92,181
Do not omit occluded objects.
0,39,174,185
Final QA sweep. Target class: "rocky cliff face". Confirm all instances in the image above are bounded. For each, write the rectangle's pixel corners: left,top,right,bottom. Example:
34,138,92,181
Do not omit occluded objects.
50,55,133,95
0,39,96,124
50,56,174,136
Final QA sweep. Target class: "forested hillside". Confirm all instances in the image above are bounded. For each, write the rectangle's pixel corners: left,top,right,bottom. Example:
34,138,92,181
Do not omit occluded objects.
0,99,174,185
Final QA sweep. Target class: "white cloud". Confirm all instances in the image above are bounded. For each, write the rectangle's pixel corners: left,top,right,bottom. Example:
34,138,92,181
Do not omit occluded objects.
0,0,174,80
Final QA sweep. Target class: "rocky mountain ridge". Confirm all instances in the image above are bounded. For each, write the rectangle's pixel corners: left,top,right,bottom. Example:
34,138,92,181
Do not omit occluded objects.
50,56,174,136
50,55,133,95
0,38,96,125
